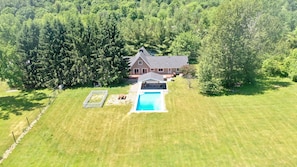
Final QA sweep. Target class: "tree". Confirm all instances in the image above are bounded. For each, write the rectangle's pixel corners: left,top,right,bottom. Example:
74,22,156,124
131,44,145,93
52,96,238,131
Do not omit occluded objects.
0,14,22,88
284,49,297,80
198,0,286,94
170,31,200,64
180,64,197,88
43,18,75,88
38,19,74,88
17,21,40,89
96,13,129,86
262,55,288,77
62,14,85,86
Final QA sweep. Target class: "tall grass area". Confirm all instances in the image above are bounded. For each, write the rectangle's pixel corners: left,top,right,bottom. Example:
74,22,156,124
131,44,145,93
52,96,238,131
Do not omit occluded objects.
0,82,51,155
1,77,297,166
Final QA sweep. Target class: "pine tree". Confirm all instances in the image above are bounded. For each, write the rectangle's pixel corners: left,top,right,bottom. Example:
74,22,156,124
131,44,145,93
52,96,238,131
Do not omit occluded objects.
83,20,103,85
17,21,40,89
64,16,86,86
38,19,74,88
38,20,56,88
97,14,129,86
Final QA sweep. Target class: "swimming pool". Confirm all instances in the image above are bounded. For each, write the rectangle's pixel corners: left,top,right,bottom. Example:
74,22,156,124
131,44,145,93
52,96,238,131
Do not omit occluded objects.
134,91,166,112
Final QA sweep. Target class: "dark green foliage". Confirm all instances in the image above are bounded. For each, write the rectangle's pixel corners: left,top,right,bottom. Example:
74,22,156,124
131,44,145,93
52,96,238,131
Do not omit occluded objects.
17,21,40,89
96,14,129,86
37,20,57,88
292,74,297,82
14,13,129,89
198,0,287,94
199,80,223,95
198,53,224,94
0,0,296,92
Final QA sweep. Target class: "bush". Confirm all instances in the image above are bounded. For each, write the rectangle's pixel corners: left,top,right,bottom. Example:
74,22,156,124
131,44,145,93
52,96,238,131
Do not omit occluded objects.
199,79,223,95
180,65,197,78
2,113,9,120
292,75,297,82
262,58,288,77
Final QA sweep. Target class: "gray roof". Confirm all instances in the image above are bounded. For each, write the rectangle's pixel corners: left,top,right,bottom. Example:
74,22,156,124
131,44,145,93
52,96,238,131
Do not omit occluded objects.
145,56,188,68
129,47,188,68
129,48,150,66
138,72,164,82
138,46,151,57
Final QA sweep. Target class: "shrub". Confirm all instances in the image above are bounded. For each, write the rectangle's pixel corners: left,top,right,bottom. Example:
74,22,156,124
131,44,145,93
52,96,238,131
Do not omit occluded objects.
180,65,197,78
262,58,288,77
199,79,223,95
2,113,9,120
292,75,297,82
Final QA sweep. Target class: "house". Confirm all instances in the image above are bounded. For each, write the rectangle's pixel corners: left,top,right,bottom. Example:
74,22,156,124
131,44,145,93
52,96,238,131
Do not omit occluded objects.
129,47,188,78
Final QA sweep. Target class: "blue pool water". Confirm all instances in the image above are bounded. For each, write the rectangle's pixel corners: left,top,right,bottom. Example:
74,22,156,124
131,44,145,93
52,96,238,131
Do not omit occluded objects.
136,92,161,111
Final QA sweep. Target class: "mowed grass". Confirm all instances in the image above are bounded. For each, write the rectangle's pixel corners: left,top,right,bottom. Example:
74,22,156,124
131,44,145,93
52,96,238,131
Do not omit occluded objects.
0,82,51,155
1,77,297,166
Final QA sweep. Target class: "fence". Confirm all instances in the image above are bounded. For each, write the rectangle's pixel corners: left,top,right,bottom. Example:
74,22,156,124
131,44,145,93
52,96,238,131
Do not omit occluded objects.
0,89,59,164
83,90,108,108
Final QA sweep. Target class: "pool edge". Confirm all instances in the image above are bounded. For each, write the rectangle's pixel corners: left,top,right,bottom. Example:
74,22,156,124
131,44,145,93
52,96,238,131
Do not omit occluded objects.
129,89,167,114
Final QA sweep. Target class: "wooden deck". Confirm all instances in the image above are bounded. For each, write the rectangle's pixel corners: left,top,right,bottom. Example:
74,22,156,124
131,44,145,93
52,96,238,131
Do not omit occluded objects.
129,74,173,79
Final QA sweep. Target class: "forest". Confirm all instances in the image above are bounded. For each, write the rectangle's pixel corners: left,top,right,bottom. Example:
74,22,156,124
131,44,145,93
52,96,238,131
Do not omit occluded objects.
0,0,296,94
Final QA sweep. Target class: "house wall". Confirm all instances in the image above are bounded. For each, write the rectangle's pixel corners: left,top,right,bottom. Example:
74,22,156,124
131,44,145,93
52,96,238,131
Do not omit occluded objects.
130,57,150,75
130,58,182,76
150,68,180,74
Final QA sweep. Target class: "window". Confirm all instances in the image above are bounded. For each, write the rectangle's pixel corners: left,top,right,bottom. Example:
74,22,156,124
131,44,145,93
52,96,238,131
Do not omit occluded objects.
151,69,154,71
142,68,148,74
158,68,164,72
134,68,139,74
138,60,143,65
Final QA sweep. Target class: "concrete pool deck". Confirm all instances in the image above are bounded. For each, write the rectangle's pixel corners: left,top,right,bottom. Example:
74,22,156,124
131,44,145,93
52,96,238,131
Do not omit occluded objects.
105,82,139,106
129,84,168,114
105,81,168,114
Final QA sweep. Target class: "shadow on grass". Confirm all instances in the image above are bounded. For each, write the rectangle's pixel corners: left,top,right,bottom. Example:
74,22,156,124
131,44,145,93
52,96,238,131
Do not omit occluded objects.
0,91,48,120
228,78,292,96
66,78,136,90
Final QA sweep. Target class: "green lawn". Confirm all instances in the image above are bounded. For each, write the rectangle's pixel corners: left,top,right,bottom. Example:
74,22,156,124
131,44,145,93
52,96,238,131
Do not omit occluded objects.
0,82,51,155
1,77,297,166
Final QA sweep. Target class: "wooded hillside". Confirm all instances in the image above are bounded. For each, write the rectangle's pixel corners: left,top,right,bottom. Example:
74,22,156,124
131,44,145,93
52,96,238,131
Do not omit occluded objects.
0,0,296,92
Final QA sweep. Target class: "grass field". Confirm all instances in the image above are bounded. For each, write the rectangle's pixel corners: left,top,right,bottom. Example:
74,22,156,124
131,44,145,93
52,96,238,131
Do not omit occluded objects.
0,82,51,155
1,77,297,166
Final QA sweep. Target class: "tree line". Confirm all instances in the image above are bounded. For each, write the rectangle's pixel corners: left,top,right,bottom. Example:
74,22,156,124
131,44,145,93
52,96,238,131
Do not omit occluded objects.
14,14,129,89
0,0,297,94
198,0,297,94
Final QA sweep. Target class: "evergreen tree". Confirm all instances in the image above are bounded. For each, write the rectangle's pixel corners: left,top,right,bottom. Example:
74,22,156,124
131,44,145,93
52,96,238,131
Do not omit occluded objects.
17,21,40,89
69,17,86,85
38,20,56,88
83,20,103,85
97,14,129,86
38,19,74,88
